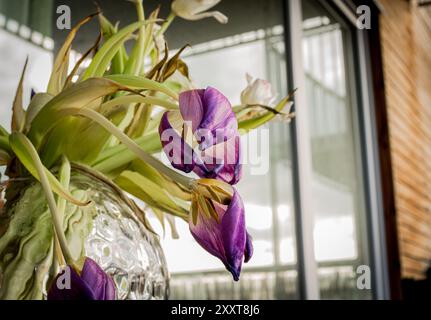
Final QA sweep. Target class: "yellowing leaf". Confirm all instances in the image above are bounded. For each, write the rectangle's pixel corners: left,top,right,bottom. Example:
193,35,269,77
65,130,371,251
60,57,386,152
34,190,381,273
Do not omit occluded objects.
47,13,98,95
11,58,28,133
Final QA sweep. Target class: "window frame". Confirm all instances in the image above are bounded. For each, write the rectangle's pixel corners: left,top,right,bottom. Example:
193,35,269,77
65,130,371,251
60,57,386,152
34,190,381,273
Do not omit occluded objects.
283,0,392,300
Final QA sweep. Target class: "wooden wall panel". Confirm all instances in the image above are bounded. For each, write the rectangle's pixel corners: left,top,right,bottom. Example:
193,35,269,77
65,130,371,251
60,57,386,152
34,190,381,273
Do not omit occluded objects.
379,0,431,279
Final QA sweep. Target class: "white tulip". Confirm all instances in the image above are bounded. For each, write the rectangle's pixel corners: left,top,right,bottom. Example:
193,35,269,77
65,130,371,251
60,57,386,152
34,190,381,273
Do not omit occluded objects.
240,73,277,106
171,0,228,24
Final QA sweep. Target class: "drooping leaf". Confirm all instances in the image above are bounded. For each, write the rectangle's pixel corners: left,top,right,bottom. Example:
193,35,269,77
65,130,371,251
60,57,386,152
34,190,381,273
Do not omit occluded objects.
9,132,89,206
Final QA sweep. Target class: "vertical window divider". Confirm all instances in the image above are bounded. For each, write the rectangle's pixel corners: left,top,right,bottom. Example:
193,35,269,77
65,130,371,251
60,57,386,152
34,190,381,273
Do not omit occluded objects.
284,0,320,300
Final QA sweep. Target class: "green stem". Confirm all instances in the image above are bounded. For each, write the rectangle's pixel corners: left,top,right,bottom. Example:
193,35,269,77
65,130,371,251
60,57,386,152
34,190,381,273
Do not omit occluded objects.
124,0,146,75
75,108,193,189
57,156,71,225
18,133,75,265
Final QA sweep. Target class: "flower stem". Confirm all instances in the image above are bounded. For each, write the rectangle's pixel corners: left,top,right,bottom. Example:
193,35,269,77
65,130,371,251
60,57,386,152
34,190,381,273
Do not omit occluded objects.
53,156,71,268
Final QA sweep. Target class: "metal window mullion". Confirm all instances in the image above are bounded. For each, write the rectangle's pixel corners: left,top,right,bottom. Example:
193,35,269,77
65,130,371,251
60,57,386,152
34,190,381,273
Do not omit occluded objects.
285,0,320,300
356,29,390,300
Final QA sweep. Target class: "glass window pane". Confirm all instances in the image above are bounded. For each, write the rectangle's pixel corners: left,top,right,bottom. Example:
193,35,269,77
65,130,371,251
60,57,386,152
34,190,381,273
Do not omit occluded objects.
301,0,372,299
0,28,52,128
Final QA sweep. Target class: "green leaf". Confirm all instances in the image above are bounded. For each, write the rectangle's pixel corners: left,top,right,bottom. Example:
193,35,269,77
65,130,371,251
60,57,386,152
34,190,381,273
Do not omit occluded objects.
24,93,53,133
123,0,146,76
0,125,9,137
0,136,11,154
11,58,28,133
98,14,128,74
9,132,89,206
0,183,54,299
81,21,154,80
27,78,125,149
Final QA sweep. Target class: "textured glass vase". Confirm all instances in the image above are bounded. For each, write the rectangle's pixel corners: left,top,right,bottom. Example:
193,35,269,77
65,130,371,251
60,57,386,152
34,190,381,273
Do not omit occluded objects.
73,172,169,300
0,169,169,300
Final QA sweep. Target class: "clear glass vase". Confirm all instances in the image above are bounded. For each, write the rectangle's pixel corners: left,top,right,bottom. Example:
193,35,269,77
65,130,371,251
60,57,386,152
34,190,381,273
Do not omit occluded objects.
0,169,169,300
73,171,169,300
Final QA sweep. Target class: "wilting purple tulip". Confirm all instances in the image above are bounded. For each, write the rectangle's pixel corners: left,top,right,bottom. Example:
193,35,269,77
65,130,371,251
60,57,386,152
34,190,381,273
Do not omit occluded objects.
190,188,253,280
159,87,242,185
48,257,116,300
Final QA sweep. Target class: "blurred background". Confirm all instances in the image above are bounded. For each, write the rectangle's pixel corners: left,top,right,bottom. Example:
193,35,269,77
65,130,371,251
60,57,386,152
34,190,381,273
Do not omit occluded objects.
0,0,430,300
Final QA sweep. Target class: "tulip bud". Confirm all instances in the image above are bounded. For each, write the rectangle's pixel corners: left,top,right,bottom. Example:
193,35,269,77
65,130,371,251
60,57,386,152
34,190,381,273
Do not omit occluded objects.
240,73,277,107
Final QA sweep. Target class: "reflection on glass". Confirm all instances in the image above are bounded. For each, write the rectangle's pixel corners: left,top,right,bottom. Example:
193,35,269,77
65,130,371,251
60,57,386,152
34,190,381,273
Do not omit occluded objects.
301,0,371,298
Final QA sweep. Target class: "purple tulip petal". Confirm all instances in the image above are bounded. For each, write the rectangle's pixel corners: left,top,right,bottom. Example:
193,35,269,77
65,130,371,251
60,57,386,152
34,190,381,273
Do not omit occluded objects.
48,266,96,300
244,232,254,263
200,87,237,134
159,111,195,173
193,134,242,185
48,258,116,300
81,258,116,300
220,189,246,280
189,201,226,261
179,89,205,133
160,87,242,185
189,189,247,281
